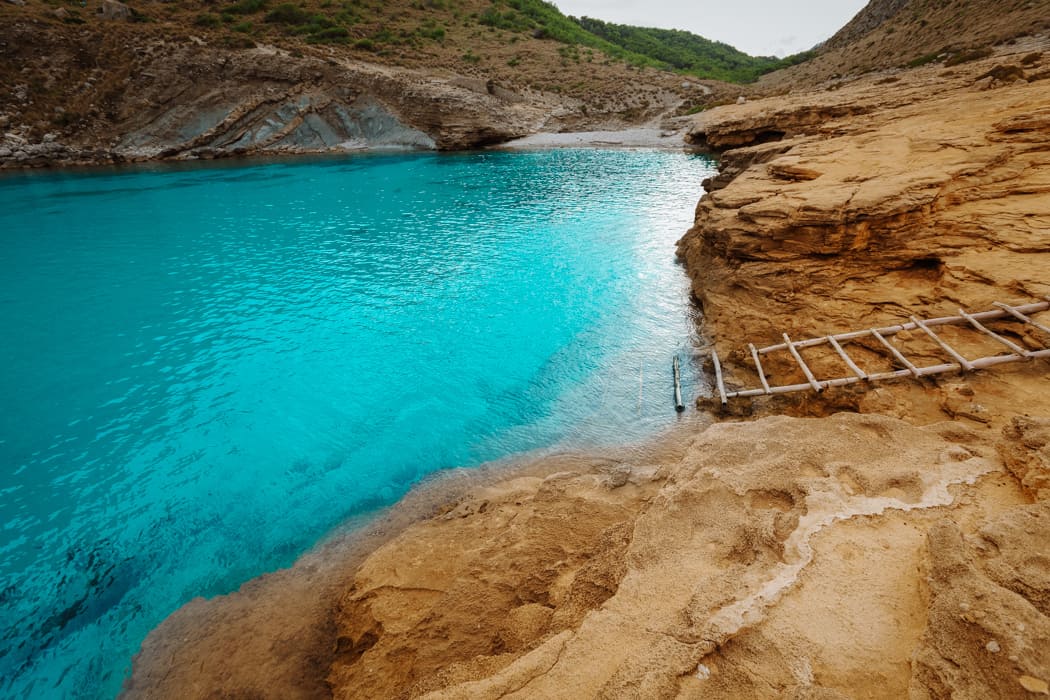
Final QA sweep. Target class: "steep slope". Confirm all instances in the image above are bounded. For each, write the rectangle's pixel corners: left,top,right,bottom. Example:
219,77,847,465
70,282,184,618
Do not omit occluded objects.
758,0,1050,89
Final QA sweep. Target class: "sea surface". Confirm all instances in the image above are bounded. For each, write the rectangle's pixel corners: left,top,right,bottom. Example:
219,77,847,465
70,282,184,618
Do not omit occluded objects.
0,149,715,698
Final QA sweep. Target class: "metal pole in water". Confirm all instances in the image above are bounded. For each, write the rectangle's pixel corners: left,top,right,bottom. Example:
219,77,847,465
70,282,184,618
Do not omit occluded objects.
673,355,685,412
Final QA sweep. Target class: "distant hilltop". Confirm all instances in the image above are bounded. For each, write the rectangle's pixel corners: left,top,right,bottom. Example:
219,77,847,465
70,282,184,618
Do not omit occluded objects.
762,0,1050,88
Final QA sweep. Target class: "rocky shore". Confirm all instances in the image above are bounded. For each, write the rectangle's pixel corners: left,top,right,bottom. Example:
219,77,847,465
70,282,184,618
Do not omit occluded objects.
119,34,1050,700
0,17,705,171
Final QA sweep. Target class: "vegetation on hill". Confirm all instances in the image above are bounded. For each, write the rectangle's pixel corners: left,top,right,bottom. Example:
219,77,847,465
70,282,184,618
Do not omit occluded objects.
22,0,805,84
574,17,815,83
482,0,813,82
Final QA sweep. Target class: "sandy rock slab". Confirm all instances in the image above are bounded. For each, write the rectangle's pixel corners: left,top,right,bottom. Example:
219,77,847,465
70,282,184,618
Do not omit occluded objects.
319,414,1036,699
910,513,1050,700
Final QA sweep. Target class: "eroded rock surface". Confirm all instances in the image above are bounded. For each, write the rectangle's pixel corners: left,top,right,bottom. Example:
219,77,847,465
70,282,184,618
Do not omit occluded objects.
910,514,1050,700
1,43,551,168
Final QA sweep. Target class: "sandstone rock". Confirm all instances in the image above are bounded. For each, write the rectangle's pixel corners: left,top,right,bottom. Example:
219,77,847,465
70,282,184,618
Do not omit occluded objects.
319,414,995,700
676,47,1050,400
976,64,1026,87
909,518,1050,699
767,160,822,181
684,98,875,149
975,502,1050,617
998,417,1050,500
1019,675,1050,694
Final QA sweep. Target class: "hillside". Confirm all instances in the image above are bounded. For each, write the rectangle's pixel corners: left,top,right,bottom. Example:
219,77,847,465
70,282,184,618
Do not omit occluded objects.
576,17,814,84
0,0,799,166
759,0,1050,89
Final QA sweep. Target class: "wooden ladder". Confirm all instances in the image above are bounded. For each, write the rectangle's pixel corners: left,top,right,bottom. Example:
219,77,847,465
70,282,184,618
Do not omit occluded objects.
705,299,1050,407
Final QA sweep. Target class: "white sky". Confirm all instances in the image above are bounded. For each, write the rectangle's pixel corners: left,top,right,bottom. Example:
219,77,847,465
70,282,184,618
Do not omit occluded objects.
551,0,870,57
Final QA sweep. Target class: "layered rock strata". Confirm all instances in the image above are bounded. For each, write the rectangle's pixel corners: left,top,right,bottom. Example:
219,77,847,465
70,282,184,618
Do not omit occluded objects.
677,40,1050,414
1,43,551,168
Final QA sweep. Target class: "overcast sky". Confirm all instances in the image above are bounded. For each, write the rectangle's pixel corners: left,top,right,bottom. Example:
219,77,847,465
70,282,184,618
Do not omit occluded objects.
551,0,869,57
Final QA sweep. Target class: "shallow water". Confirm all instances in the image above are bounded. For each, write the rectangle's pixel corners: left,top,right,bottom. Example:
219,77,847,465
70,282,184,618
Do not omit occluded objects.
0,149,714,698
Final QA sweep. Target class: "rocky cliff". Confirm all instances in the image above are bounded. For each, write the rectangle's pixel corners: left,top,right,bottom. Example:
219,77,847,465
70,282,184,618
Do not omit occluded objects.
677,35,1050,417
0,1,721,168
0,24,651,167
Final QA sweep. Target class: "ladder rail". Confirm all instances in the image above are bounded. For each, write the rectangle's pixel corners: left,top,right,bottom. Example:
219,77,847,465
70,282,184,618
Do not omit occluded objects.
723,349,1050,399
758,301,1050,354
748,343,772,394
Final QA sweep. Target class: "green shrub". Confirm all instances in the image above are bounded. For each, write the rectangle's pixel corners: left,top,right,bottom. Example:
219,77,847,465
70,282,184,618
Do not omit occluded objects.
195,12,222,26
224,0,267,15
906,52,941,68
478,7,532,32
353,38,375,50
944,46,993,66
264,3,310,24
416,20,445,41
462,50,480,63
231,20,252,32
306,26,349,43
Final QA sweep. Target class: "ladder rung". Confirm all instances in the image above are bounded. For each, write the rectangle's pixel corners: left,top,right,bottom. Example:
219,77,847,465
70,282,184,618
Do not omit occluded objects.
871,329,922,378
993,302,1050,337
826,335,867,380
783,333,823,393
959,309,1031,357
910,316,974,371
748,343,771,394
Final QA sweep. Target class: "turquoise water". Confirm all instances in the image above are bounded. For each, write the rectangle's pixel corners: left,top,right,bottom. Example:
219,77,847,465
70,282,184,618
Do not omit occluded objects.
0,149,714,698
